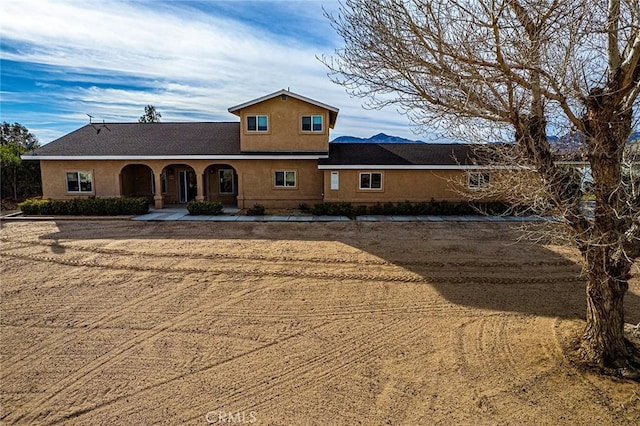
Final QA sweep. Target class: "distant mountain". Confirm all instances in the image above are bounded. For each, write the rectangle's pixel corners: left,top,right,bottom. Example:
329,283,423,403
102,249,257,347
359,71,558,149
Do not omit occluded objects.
331,131,640,146
331,133,426,144
550,131,639,153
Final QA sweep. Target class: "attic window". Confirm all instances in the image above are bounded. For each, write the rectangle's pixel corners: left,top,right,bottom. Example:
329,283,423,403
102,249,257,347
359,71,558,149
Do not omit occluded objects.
301,115,323,132
247,114,268,132
281,94,288,101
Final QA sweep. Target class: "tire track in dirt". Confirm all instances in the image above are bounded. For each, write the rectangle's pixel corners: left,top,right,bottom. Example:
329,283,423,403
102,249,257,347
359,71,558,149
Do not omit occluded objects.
4,281,273,425
4,221,633,425
548,318,625,409
201,302,471,320
0,248,422,283
0,236,578,269
48,320,331,425
179,317,422,424
452,315,564,399
0,268,207,384
0,248,582,287
45,316,418,424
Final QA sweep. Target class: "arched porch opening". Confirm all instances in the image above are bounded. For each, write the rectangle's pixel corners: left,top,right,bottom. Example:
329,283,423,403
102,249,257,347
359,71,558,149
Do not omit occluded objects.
204,164,238,207
162,164,197,204
120,164,154,203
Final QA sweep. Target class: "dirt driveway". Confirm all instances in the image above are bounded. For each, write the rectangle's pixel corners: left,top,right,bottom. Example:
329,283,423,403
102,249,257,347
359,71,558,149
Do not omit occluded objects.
1,220,639,425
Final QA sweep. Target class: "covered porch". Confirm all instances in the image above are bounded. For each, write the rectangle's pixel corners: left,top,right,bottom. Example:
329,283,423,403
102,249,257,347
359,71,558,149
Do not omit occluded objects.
119,162,240,209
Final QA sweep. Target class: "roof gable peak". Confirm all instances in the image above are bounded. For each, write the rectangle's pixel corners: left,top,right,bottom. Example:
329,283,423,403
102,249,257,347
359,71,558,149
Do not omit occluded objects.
228,89,339,114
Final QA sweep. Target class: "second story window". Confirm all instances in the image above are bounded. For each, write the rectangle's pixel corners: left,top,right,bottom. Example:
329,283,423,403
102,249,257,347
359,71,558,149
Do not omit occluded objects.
247,114,268,132
301,115,323,132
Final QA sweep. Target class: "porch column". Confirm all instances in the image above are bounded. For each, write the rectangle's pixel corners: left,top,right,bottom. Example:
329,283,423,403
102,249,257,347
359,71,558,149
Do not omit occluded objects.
192,165,206,202
196,172,205,201
152,168,164,209
236,171,245,209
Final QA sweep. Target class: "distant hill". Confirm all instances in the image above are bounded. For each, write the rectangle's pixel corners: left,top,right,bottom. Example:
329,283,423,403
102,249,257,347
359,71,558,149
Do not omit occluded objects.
551,131,639,153
331,133,426,144
331,131,640,147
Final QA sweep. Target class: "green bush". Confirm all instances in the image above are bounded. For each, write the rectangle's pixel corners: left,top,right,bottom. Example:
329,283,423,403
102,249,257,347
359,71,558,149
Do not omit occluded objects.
247,204,266,215
354,205,368,217
310,200,513,217
18,197,149,215
310,202,355,218
186,200,223,215
17,199,49,215
368,202,385,215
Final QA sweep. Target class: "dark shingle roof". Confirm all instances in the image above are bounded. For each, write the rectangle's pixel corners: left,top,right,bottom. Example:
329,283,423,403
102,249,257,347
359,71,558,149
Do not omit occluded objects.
32,122,240,156
31,124,486,167
320,143,481,166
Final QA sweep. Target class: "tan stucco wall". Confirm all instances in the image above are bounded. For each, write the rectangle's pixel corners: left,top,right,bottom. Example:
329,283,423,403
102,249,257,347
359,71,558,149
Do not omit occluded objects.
40,160,498,210
39,158,324,209
40,160,202,202
236,97,330,152
235,159,323,208
40,160,124,200
321,169,494,204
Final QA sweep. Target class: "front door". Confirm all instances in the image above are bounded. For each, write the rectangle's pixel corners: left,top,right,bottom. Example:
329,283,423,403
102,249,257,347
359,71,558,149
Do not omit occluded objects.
178,170,188,203
219,169,234,195
178,170,197,203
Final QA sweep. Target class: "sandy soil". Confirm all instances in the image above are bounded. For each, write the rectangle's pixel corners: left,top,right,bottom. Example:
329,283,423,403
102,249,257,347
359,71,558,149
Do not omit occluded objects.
1,219,639,425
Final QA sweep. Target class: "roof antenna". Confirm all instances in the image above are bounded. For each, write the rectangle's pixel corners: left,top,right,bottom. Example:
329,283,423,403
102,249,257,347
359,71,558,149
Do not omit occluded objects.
87,114,111,134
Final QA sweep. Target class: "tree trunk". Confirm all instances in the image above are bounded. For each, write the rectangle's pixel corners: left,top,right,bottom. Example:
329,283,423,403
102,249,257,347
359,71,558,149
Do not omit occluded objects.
581,250,630,368
12,165,17,201
579,89,638,376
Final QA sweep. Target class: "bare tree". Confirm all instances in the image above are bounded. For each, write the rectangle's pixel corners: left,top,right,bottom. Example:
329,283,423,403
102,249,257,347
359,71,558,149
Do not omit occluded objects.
324,0,640,377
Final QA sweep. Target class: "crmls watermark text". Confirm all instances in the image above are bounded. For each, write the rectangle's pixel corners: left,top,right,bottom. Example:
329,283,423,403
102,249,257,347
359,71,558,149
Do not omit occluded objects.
205,410,257,424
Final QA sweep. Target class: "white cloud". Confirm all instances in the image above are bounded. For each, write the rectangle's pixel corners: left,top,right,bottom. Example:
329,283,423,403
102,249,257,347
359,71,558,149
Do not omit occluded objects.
0,0,419,143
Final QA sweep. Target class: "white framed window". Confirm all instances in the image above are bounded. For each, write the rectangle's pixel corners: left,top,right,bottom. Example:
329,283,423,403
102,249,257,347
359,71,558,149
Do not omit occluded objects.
66,171,93,193
246,114,268,132
301,115,323,132
274,170,297,188
468,172,490,189
359,172,382,190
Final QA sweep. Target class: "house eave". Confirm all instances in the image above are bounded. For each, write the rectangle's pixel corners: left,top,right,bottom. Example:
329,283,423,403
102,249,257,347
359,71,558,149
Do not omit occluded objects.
317,164,519,170
22,154,329,161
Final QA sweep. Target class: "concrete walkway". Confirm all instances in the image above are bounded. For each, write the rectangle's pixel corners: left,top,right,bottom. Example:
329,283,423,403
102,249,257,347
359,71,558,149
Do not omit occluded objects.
132,207,551,222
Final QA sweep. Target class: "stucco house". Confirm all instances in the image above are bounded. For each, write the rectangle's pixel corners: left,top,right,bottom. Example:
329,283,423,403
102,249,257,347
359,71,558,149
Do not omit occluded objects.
23,90,494,209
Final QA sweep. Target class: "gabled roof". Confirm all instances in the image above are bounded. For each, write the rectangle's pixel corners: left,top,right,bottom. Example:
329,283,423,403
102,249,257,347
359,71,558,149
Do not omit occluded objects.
228,89,339,128
26,122,241,158
24,121,329,160
318,143,489,169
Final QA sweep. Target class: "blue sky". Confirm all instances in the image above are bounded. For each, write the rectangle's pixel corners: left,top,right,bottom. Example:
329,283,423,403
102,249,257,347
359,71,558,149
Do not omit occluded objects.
0,0,422,144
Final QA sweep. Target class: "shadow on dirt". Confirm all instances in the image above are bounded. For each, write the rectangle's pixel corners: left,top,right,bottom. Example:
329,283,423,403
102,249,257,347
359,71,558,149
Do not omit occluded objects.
37,219,640,323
